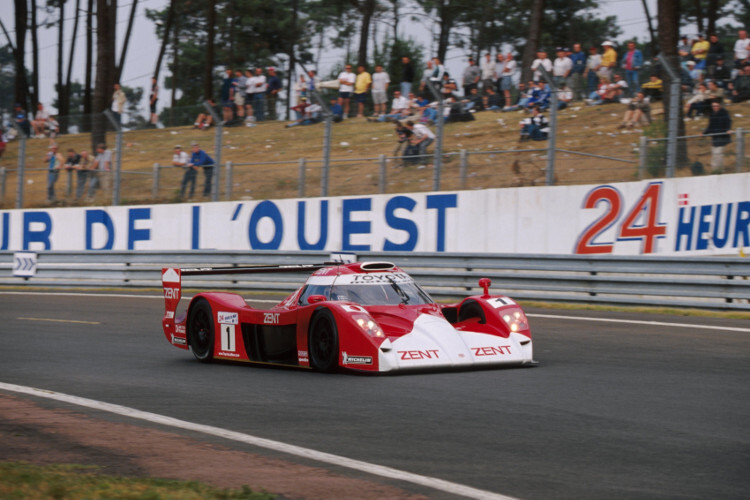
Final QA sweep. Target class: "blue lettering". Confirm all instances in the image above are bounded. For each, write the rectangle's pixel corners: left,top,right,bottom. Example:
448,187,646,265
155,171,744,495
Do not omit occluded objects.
85,210,115,250
426,194,457,252
674,207,695,251
384,196,418,251
713,203,732,249
696,205,712,250
128,208,151,250
342,198,371,251
192,206,200,250
733,201,750,248
297,200,328,250
249,200,283,249
0,213,8,250
23,212,52,250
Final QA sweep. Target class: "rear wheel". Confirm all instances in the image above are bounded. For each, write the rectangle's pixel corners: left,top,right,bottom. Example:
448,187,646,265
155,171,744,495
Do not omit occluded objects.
188,299,214,362
308,309,339,372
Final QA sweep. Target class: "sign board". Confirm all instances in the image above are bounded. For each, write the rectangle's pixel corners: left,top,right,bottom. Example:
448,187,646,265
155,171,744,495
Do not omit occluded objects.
13,252,37,277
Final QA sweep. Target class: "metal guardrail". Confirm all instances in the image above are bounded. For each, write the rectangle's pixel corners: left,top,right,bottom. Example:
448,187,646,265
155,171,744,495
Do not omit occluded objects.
1,251,748,311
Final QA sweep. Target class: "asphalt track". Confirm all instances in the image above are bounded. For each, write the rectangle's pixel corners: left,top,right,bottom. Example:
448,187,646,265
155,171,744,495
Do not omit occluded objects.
1,291,749,499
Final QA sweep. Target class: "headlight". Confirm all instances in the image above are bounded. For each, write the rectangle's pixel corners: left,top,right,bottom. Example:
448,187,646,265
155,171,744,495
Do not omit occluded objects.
353,314,385,338
501,308,528,332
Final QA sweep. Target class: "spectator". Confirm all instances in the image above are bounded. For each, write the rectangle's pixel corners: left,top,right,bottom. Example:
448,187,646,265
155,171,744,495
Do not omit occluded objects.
712,57,732,89
685,60,702,82
149,76,159,127
702,100,732,171
691,34,709,69
76,151,92,201
531,49,552,82
706,80,725,104
337,64,356,119
440,72,458,100
243,69,256,123
610,73,629,101
557,83,573,109
480,52,496,94
733,30,750,68
684,82,712,119
288,97,310,124
371,65,390,117
250,67,267,122
173,145,195,199
32,103,50,138
419,59,434,92
706,33,725,78
393,120,414,160
585,46,602,95
13,104,32,138
526,80,551,110
678,35,692,61
329,97,344,122
600,41,618,80
0,127,6,158
461,87,485,112
405,120,435,164
353,65,372,118
568,43,587,100
111,83,126,124
370,90,410,122
618,91,651,129
519,104,549,141
620,41,643,96
552,47,572,88
484,87,504,110
46,144,64,203
189,142,215,197
429,57,446,84
502,81,533,111
286,99,322,127
64,148,81,200
220,68,235,124
587,76,612,105
294,73,307,102
306,69,320,96
729,64,750,102
462,57,481,96
400,56,415,96
233,70,246,122
194,99,216,130
498,52,516,104
90,142,112,200
266,67,282,120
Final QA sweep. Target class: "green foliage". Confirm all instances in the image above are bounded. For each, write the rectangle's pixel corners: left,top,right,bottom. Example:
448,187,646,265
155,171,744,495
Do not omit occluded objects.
0,44,15,115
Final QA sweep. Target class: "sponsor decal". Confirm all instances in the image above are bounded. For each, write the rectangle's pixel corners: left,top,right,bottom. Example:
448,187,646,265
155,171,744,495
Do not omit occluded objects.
171,335,187,346
398,349,440,360
298,351,309,363
217,351,240,358
342,272,413,285
162,268,180,283
217,311,238,325
472,345,512,356
164,287,179,299
342,352,373,365
342,304,366,313
263,312,280,324
220,324,236,352
487,297,516,308
175,324,186,334
165,311,174,319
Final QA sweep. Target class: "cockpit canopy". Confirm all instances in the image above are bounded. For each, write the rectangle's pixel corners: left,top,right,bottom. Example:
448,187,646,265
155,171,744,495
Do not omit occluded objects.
299,271,434,306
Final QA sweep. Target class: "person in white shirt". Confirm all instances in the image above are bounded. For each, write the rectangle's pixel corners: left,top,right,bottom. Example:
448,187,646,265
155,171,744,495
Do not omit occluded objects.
531,50,552,82
499,53,517,105
480,52,496,94
174,145,196,199
429,57,446,84
552,47,573,87
371,64,391,116
337,64,356,118
406,120,435,160
377,90,410,122
248,67,267,121
734,29,750,67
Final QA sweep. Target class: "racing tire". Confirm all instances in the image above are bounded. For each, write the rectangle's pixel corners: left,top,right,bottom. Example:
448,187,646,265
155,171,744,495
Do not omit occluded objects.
187,299,215,362
308,309,339,372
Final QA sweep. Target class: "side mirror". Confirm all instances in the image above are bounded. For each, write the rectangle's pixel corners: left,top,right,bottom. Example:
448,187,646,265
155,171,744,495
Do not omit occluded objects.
307,294,326,304
478,278,491,298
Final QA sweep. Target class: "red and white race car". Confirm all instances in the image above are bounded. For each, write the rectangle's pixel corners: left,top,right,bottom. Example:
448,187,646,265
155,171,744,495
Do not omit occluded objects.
161,261,535,373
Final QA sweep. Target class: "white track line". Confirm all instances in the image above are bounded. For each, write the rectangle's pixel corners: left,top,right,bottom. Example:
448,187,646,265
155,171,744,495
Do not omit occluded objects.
0,382,516,500
527,313,750,333
0,291,280,304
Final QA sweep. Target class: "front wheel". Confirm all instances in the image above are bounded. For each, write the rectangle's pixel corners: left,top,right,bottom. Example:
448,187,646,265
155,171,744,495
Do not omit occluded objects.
308,309,339,372
188,299,214,362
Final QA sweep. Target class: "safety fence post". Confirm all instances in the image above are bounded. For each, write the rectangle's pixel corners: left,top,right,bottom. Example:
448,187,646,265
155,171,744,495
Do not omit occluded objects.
225,161,233,200
736,128,745,173
379,154,386,193
459,149,468,189
297,158,306,198
152,163,161,200
638,136,648,179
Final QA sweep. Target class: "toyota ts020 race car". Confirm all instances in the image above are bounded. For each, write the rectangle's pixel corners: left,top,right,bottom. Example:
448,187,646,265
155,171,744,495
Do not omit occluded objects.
161,261,535,373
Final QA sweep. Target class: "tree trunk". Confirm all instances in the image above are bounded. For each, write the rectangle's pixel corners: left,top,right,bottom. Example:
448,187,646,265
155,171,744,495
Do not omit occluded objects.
356,0,376,67
13,0,28,109
707,0,718,35
436,0,451,63
154,0,175,81
204,0,216,100
84,0,93,131
93,0,116,150
657,0,688,165
286,0,299,120
57,1,66,133
693,0,704,34
116,0,138,83
30,0,39,106
520,0,545,84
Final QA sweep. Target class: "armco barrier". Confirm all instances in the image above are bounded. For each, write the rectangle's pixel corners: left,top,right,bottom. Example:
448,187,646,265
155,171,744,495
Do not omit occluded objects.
0,251,748,311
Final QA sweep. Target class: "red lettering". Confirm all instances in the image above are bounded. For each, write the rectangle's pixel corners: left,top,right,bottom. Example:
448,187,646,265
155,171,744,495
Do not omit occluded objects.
473,346,512,356
398,349,440,360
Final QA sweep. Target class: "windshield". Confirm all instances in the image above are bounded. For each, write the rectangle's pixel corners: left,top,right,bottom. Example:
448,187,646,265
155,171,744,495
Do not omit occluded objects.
330,272,434,306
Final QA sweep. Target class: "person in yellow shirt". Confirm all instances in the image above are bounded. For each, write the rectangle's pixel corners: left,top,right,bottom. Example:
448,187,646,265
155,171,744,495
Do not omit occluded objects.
354,65,372,117
691,34,710,69
600,41,618,80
